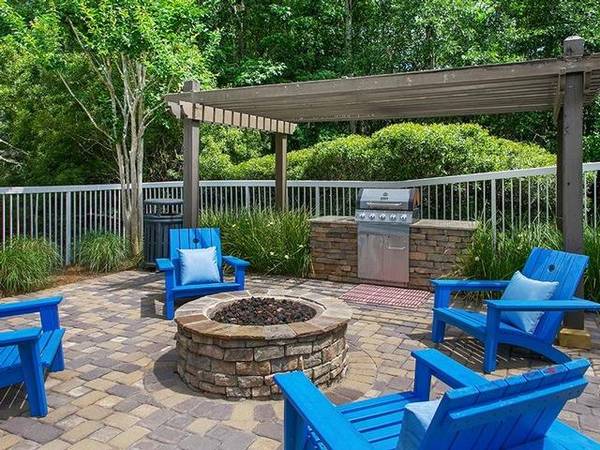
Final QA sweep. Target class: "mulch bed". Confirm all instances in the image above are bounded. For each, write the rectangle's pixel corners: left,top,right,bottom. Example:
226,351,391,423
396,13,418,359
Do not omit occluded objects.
212,296,317,325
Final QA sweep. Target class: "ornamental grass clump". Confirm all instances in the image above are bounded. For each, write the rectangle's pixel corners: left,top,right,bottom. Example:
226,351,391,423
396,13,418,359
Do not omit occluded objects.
459,222,600,301
0,237,61,294
199,209,311,277
77,232,132,273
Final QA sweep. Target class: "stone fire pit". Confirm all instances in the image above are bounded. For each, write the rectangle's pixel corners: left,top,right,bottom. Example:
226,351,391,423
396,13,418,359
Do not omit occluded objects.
174,290,352,399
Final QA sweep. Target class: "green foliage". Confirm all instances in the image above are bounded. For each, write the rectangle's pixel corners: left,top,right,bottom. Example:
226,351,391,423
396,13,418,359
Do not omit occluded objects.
199,125,269,179
367,123,555,180
218,123,555,180
0,0,599,185
458,223,600,301
0,237,61,294
77,232,132,273
0,0,218,185
199,209,311,277
228,148,314,180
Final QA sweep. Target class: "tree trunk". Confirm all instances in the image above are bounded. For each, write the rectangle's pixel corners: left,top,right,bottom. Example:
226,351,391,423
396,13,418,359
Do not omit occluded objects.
61,34,152,259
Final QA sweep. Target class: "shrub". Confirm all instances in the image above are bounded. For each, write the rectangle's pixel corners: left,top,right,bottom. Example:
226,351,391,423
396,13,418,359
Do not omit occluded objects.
220,122,555,181
199,209,311,277
228,148,314,180
367,123,555,180
77,232,132,273
458,223,600,301
301,135,373,180
0,237,61,294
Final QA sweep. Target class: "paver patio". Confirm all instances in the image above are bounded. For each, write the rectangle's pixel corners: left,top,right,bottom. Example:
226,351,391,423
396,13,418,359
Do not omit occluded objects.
1,271,599,449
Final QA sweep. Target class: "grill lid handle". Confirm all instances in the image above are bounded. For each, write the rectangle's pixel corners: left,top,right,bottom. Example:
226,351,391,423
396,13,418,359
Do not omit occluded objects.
365,201,407,209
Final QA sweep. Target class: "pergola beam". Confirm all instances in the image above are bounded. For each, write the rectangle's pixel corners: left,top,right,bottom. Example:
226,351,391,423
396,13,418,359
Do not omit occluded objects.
165,56,600,107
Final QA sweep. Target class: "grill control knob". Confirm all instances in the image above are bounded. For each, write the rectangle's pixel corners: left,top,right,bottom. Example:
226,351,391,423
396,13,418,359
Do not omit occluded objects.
369,213,376,220
390,214,397,221
400,214,408,221
359,213,366,219
379,214,386,220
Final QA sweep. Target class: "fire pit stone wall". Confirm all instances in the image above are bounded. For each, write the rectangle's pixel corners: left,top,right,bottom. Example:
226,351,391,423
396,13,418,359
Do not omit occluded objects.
174,290,351,399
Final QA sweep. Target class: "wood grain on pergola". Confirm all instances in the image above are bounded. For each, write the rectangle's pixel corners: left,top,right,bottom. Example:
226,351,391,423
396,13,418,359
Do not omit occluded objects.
166,54,600,128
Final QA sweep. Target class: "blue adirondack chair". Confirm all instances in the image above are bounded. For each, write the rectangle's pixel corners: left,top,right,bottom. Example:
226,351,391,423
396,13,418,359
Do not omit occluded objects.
0,297,65,417
432,247,600,373
275,348,600,450
156,227,250,319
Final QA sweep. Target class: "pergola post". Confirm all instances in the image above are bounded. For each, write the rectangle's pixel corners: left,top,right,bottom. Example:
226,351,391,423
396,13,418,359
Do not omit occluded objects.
273,133,288,210
558,37,586,333
182,80,200,227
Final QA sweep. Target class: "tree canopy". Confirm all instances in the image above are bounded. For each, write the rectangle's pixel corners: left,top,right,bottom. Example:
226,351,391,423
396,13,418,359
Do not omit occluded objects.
0,0,599,186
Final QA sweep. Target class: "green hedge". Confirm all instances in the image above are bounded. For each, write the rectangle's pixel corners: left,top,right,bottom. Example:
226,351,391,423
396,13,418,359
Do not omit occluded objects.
210,123,555,181
198,209,311,277
458,223,600,301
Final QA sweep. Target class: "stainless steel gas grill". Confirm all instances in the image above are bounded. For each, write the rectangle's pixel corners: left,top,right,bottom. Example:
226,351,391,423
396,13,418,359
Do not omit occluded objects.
355,188,420,285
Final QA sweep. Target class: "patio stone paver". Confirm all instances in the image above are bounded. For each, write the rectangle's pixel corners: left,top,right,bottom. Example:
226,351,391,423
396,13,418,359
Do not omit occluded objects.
1,270,600,448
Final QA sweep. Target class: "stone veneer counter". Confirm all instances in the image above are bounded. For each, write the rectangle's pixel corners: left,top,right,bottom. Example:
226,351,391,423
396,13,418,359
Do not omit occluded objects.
310,216,477,290
174,290,351,399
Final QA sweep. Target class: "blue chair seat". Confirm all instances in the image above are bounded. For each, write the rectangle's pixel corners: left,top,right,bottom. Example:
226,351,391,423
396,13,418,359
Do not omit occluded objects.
171,281,242,295
306,392,420,449
337,392,417,449
0,329,65,377
433,307,526,339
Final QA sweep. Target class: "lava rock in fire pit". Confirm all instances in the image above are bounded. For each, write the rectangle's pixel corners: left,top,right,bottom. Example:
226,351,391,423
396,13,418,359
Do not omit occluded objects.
212,297,317,325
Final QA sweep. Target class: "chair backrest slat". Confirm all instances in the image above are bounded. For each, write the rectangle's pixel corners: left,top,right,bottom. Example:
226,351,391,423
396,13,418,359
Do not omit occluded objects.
455,373,536,450
420,359,590,450
169,228,224,282
521,247,589,341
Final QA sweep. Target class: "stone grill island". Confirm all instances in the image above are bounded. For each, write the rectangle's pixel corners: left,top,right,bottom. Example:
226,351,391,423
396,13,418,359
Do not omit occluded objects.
174,291,351,399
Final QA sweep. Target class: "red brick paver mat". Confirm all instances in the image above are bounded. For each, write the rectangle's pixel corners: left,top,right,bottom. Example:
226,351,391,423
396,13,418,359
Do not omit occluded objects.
341,284,432,309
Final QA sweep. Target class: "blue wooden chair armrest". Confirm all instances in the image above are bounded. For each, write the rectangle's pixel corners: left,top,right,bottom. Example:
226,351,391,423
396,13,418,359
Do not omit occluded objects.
485,299,600,312
156,258,174,272
0,296,62,318
223,255,250,268
432,279,510,291
0,327,42,346
0,297,63,331
412,349,488,399
433,279,510,308
275,371,372,450
223,255,250,287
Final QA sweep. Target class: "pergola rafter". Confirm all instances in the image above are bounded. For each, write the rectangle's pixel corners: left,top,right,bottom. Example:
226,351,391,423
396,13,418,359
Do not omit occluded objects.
166,36,600,329
166,53,600,123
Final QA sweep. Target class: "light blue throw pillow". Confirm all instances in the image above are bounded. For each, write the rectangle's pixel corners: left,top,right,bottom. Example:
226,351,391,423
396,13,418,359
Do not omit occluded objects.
178,247,221,286
500,271,558,334
397,399,441,450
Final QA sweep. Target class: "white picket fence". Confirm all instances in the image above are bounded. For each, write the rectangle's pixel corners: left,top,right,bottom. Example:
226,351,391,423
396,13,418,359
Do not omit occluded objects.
1,162,599,264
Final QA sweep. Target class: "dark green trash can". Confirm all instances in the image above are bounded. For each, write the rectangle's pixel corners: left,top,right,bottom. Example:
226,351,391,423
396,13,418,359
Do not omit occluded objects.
143,198,183,268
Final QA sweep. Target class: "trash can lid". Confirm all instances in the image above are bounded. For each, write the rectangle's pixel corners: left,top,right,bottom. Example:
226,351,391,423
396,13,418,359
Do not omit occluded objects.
144,198,183,206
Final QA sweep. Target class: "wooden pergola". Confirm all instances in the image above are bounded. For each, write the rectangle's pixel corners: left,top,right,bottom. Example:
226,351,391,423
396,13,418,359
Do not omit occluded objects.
166,36,600,327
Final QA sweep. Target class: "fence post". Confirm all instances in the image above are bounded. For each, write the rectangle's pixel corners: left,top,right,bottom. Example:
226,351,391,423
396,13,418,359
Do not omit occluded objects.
315,186,321,217
245,186,250,209
491,179,497,245
65,192,72,265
